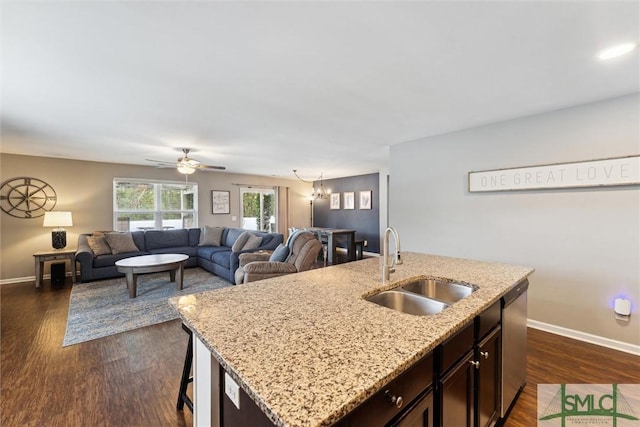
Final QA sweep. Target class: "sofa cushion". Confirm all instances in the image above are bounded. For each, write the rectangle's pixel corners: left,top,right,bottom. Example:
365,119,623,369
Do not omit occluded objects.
93,251,147,268
199,225,224,246
105,233,139,255
243,233,263,251
87,235,111,256
148,246,198,257
224,227,245,248
145,229,189,250
231,231,252,252
269,244,290,262
188,228,201,246
212,251,231,269
197,245,231,261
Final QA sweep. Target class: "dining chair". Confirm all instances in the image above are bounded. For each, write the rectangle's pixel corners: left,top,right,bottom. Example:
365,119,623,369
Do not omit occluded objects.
314,230,328,265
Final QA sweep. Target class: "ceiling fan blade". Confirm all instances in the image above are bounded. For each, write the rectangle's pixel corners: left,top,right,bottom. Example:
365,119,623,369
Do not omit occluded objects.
147,154,225,171
197,164,226,171
146,158,177,166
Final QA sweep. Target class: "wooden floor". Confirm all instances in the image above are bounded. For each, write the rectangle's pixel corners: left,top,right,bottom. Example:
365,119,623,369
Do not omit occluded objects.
2,277,639,427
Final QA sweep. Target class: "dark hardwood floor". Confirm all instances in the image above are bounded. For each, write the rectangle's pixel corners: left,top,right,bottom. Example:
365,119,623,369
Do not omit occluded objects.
2,276,638,427
503,325,640,427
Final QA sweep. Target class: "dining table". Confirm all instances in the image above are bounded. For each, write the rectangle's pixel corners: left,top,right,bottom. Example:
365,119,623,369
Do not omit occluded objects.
306,227,356,264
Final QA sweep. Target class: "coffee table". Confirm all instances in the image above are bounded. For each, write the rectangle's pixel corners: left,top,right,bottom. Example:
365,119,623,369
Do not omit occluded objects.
115,254,189,298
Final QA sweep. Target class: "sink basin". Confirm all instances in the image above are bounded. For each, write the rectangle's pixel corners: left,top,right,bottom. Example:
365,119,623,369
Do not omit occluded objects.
365,290,449,315
401,279,476,304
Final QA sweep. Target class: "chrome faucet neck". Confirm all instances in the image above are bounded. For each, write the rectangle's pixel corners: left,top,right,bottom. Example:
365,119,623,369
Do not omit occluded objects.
382,227,401,283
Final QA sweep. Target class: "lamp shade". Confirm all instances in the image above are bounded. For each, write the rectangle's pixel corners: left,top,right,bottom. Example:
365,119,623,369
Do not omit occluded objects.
43,211,73,227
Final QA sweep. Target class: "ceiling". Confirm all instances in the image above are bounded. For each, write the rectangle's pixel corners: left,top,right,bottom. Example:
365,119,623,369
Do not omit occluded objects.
1,1,638,179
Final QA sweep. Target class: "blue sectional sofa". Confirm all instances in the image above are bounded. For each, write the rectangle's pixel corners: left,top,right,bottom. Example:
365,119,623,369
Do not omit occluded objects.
76,227,283,283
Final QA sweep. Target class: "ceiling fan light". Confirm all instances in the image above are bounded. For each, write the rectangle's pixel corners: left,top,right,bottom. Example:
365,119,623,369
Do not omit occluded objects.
177,163,196,174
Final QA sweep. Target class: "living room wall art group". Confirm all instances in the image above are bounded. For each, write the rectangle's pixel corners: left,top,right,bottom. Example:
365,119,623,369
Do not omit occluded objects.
329,190,372,210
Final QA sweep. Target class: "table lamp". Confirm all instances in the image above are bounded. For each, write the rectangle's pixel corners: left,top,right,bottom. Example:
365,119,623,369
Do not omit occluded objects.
43,211,73,249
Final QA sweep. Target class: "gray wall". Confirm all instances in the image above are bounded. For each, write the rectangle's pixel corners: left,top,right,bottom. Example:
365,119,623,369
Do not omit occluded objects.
311,173,380,253
390,94,639,346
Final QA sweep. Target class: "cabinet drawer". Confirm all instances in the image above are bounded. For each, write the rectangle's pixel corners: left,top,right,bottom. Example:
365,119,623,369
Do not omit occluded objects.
476,300,500,341
438,322,473,374
335,352,434,427
46,255,69,261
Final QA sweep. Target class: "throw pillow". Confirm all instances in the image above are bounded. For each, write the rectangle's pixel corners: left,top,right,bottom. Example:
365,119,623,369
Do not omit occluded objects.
269,243,290,262
104,232,139,255
243,233,263,251
199,225,224,246
87,235,111,256
231,231,251,252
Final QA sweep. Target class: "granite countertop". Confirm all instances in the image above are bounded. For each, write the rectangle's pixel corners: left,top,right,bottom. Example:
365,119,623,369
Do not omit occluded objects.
170,252,534,427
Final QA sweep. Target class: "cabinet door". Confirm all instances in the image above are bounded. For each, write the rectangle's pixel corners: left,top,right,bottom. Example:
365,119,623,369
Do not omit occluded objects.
439,351,475,427
390,389,434,427
476,326,501,427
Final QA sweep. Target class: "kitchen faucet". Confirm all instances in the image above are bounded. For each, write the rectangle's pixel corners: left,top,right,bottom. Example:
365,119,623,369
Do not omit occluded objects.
382,227,402,283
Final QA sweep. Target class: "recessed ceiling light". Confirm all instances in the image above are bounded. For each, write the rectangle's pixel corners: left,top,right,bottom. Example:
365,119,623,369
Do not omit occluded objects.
597,42,638,60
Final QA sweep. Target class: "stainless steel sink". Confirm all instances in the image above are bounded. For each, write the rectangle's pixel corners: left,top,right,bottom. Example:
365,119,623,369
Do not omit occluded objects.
401,279,476,304
365,290,449,315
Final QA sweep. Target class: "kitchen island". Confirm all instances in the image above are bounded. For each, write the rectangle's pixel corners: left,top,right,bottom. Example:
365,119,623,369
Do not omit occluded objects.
170,252,534,427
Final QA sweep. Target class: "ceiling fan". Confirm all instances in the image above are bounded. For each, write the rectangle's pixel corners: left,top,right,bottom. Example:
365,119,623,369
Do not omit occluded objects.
146,148,226,174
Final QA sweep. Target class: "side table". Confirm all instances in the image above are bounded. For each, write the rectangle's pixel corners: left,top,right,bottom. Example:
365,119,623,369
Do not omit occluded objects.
33,249,77,288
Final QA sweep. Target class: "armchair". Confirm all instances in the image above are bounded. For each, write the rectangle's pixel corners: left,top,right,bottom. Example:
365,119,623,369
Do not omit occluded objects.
234,231,322,285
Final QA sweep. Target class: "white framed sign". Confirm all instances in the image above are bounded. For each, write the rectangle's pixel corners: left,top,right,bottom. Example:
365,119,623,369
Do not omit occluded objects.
468,155,640,192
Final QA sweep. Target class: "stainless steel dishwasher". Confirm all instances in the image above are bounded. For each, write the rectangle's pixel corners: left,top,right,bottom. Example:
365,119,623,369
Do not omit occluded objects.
501,279,529,417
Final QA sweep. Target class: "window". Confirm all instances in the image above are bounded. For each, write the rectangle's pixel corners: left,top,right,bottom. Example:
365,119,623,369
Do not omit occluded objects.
113,179,198,231
240,187,276,232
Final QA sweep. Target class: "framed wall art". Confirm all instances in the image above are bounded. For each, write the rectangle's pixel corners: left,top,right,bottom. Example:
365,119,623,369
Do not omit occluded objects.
211,190,230,214
330,193,341,209
359,190,372,209
343,192,355,210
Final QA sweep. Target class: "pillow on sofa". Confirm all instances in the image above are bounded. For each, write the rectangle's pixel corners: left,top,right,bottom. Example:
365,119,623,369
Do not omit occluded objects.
269,243,290,262
105,232,139,255
231,231,250,252
199,225,224,246
243,233,263,250
231,231,263,252
87,235,111,256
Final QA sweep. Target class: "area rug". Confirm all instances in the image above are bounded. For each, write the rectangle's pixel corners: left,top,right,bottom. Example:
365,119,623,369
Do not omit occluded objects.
63,268,232,347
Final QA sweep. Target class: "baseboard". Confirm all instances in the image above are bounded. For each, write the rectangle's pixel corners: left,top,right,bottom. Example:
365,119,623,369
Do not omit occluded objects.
528,319,640,356
0,276,35,285
0,272,76,286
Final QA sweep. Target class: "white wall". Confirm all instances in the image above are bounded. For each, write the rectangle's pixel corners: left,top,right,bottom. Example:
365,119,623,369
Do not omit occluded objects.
390,94,639,346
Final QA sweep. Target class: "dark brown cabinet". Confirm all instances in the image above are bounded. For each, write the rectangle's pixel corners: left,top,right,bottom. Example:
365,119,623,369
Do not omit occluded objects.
390,388,435,427
437,301,503,427
436,321,475,427
439,350,475,427
476,326,501,427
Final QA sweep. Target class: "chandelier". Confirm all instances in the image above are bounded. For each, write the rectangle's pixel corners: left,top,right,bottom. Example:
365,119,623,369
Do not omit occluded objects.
293,170,330,200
